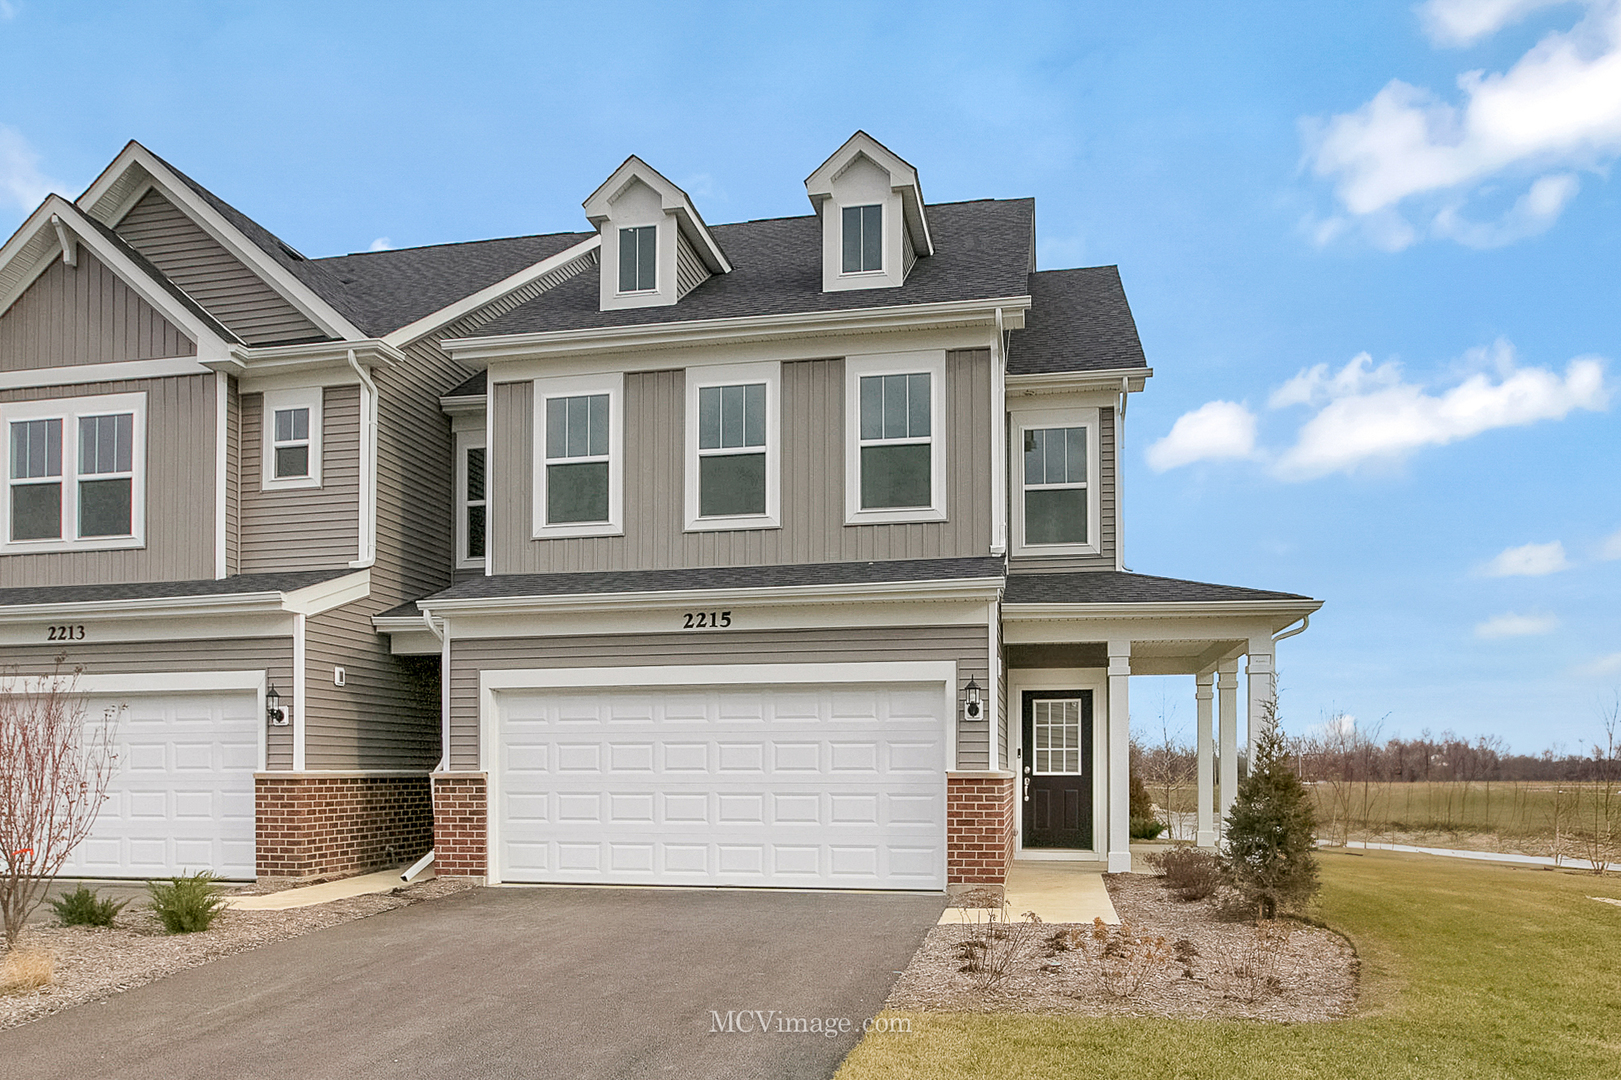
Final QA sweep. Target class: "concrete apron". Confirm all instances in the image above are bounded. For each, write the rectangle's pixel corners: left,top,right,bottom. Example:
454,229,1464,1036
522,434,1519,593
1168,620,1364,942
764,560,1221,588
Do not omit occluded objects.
938,861,1120,926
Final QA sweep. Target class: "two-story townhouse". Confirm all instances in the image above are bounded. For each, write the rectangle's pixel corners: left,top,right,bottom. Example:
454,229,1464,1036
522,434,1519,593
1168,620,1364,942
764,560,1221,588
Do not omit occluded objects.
0,142,602,881
371,132,1323,890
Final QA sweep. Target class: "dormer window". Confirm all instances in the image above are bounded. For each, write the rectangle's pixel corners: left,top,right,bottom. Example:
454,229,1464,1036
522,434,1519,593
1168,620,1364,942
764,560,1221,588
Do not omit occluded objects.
842,204,883,273
618,225,657,293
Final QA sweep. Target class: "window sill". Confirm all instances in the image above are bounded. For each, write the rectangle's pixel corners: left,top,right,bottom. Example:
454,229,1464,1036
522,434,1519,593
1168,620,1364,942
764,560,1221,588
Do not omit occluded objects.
531,523,622,541
684,515,782,534
262,476,322,492
844,506,947,527
1,536,145,555
456,557,487,571
1011,542,1102,559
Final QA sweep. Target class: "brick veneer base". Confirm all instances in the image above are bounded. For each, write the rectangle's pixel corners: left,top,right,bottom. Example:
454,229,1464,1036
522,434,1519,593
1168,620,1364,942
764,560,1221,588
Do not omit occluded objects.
946,773,1017,885
431,773,488,878
255,773,433,881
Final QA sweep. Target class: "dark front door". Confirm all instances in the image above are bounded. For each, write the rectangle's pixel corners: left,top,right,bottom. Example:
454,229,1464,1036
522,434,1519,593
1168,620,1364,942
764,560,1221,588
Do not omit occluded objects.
1021,690,1094,849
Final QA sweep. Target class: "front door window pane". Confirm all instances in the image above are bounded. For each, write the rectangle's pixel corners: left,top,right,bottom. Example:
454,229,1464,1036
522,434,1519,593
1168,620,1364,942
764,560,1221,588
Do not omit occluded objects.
1033,699,1083,774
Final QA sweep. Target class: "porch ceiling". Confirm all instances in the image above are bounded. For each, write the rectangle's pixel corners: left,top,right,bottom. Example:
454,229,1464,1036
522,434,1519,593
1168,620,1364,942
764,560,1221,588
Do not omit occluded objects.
1006,638,1245,676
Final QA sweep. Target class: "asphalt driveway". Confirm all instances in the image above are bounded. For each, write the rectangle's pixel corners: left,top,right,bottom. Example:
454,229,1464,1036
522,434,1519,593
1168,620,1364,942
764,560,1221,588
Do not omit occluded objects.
0,885,945,1080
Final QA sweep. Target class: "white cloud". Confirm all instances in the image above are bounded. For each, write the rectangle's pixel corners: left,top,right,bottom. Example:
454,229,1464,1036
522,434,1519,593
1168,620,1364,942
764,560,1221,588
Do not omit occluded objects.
1573,650,1621,675
368,237,392,252
1484,540,1572,576
1476,612,1560,638
1421,0,1573,46
1145,400,1257,472
1600,526,1621,559
1306,1,1621,248
1272,352,1607,478
0,124,60,213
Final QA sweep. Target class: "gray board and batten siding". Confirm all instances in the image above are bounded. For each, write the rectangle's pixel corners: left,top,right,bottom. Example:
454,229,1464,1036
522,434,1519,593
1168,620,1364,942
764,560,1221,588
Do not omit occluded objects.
238,385,360,575
0,375,217,587
112,188,326,347
0,248,196,369
3,637,296,770
447,624,993,771
492,349,995,574
1006,405,1117,573
302,601,440,771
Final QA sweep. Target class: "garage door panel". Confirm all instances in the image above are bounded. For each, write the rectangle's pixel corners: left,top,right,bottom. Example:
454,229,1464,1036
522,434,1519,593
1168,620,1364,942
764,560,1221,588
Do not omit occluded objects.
497,680,946,888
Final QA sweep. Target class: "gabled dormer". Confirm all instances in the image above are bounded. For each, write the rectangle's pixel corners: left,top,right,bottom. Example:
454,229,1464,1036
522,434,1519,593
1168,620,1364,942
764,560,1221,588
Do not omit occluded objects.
805,131,933,294
582,156,730,312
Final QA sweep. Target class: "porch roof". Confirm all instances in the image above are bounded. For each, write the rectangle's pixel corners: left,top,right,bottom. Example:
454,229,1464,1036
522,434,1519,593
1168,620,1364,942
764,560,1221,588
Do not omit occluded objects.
1003,570,1312,606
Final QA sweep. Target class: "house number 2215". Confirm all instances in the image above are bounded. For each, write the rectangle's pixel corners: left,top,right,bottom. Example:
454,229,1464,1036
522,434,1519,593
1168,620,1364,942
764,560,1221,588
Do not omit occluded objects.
682,611,732,629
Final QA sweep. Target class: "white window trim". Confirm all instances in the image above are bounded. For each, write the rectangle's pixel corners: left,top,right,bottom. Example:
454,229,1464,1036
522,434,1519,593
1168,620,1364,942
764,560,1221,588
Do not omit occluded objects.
532,372,623,539
1010,405,1101,557
456,430,487,569
1,391,147,554
683,361,781,533
616,225,658,296
844,350,947,525
839,202,886,277
261,387,323,491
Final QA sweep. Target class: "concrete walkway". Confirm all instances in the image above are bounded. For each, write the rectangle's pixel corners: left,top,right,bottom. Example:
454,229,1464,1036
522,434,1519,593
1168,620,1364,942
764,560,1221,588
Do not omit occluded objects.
227,868,429,910
940,861,1119,925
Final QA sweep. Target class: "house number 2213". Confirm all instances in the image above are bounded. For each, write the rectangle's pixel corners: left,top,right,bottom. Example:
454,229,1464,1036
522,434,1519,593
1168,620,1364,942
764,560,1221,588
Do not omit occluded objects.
46,624,86,641
682,611,732,629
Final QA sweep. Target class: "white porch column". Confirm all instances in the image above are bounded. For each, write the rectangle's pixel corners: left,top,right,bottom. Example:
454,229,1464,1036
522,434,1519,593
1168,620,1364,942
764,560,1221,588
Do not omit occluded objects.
1217,659,1239,832
1195,671,1215,849
1106,638,1132,873
1247,643,1276,758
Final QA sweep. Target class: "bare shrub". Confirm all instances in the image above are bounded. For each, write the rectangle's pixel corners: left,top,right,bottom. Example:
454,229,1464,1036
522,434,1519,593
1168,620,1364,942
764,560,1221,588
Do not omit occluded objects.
1082,917,1173,999
1208,919,1293,1002
0,660,123,950
950,889,1044,991
1147,846,1223,900
0,946,55,994
1580,699,1619,875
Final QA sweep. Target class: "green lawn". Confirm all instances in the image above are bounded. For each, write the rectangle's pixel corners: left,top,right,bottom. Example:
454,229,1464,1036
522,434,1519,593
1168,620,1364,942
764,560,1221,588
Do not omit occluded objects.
835,849,1621,1080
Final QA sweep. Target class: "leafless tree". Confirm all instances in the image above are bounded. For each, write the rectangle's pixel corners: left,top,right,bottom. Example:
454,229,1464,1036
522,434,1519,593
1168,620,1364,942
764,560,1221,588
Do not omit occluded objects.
0,659,122,950
1579,695,1619,875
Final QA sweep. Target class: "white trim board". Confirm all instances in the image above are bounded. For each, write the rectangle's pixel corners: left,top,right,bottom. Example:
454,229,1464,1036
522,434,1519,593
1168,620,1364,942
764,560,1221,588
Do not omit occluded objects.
0,357,211,392
1007,667,1107,860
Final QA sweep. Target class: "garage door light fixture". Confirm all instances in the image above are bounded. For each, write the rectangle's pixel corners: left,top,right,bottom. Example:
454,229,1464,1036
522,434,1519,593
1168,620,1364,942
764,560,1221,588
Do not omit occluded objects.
267,682,290,726
963,675,983,721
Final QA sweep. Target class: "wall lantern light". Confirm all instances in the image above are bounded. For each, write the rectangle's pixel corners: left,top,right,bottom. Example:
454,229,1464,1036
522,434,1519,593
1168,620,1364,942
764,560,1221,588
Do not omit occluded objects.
963,675,983,721
267,682,290,726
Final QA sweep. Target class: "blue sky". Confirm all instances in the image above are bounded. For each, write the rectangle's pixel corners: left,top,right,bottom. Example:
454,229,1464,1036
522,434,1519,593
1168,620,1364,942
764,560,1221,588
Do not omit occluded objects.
2,1,1616,751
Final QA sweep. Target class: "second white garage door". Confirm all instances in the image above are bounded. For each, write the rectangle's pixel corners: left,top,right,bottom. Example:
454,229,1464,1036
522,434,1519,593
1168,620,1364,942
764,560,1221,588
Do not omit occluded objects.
493,679,948,889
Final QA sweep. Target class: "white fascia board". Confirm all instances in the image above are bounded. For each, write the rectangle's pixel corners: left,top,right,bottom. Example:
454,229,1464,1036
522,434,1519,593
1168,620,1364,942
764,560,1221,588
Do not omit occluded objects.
209,341,401,391
1004,598,1322,625
1006,368,1153,396
0,591,288,624
381,235,603,349
280,570,371,615
420,575,1006,619
443,295,1033,367
372,616,441,656
440,394,487,416
76,144,366,341
0,357,211,392
0,198,234,359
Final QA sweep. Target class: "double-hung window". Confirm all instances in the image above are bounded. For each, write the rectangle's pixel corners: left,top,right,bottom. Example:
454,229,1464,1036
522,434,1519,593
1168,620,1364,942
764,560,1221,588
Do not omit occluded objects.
457,434,487,566
618,225,657,293
261,387,323,490
2,392,146,551
844,351,946,524
685,362,779,531
1012,408,1099,555
842,204,882,273
533,373,622,538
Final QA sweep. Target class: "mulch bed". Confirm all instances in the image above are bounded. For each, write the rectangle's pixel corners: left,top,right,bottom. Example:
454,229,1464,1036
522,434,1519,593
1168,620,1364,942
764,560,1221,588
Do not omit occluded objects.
1,877,474,1030
886,873,1359,1022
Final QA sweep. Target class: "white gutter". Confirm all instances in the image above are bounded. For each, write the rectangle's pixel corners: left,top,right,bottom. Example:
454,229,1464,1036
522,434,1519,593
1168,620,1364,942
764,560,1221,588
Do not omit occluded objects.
347,349,378,569
1004,598,1323,621
1272,614,1311,642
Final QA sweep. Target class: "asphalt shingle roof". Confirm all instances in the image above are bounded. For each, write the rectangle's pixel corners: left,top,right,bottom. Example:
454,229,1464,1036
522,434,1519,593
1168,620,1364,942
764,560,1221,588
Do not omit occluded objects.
466,199,1036,338
1007,267,1147,375
419,557,1008,604
1003,571,1314,605
0,569,356,609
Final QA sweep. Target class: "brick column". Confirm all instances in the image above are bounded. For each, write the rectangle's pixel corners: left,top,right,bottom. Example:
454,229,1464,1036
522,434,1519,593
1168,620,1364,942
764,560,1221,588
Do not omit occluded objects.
431,772,488,879
254,772,433,882
946,772,1016,885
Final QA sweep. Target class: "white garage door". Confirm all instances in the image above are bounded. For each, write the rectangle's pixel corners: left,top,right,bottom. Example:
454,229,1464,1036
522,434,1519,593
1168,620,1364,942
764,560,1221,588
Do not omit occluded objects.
61,690,259,880
494,680,948,889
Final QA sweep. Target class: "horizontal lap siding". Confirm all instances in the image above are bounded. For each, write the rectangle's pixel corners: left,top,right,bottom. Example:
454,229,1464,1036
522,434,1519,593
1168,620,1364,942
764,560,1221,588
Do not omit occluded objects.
1007,404,1118,574
302,601,439,771
239,385,360,573
0,249,195,368
0,375,216,586
1,637,294,769
447,624,990,771
493,349,993,573
114,189,322,346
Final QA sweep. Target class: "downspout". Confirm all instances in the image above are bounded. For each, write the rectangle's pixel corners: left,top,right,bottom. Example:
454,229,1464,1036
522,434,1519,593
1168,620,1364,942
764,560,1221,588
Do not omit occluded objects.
422,609,451,773
990,308,1008,557
347,349,378,569
1272,614,1310,643
1116,376,1129,572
